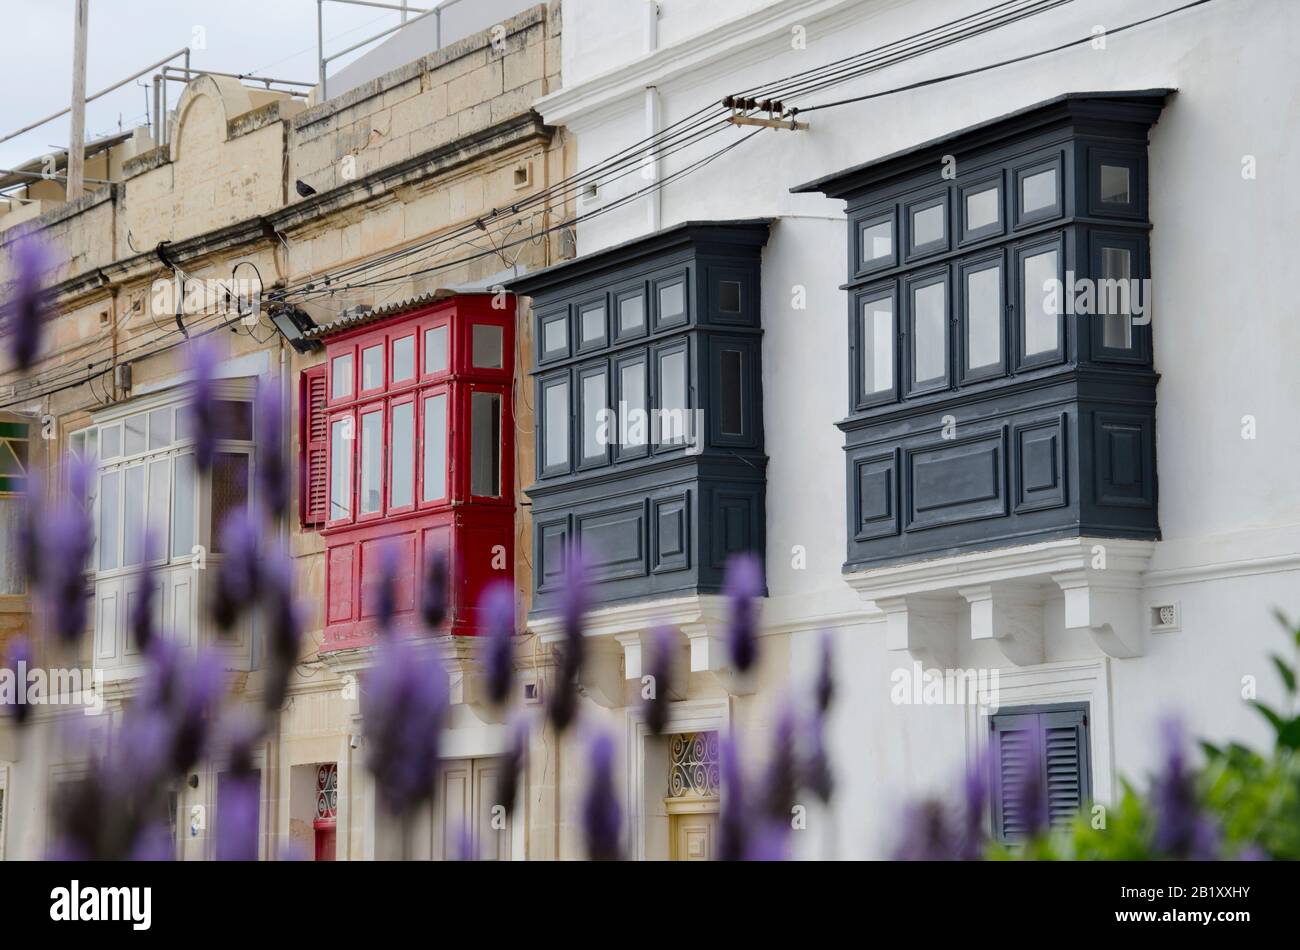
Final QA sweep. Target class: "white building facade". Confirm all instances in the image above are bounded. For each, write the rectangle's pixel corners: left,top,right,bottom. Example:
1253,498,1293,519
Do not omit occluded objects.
517,0,1300,858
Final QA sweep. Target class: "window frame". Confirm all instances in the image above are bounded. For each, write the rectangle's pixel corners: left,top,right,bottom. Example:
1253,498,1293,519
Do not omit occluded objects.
326,409,356,527
959,172,1005,245
853,207,898,277
575,294,609,354
903,265,952,397
386,393,417,515
651,270,690,332
651,337,692,453
1088,229,1148,364
538,306,571,364
329,346,358,405
576,359,611,471
420,318,452,381
989,701,1092,843
1012,152,1064,229
466,383,507,502
538,370,572,478
417,384,451,509
904,192,950,261
359,341,387,397
1087,147,1143,220
354,404,386,523
614,284,648,343
957,248,1008,384
851,283,899,410
612,351,650,462
1013,232,1067,371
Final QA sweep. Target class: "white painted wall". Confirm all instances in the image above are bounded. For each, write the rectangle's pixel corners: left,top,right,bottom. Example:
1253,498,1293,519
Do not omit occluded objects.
539,0,1300,856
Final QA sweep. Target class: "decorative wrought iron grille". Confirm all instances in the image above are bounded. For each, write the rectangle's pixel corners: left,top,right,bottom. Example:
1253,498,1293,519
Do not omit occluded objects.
668,731,720,799
316,763,338,820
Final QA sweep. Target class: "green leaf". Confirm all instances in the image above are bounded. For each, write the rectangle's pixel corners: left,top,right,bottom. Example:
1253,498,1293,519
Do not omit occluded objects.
1250,700,1287,737
1277,718,1300,751
1271,654,1298,694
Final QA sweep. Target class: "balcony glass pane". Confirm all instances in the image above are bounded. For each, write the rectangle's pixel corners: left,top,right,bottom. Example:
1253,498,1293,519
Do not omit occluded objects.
332,353,353,398
720,350,743,436
1100,164,1130,204
618,361,646,450
473,324,504,369
392,336,415,382
544,380,569,470
122,464,145,567
1022,248,1060,356
1101,246,1134,349
657,350,688,445
98,470,120,570
362,345,383,390
966,263,1002,370
359,410,382,514
422,394,447,502
912,204,944,248
172,454,195,559
965,187,999,232
211,453,249,554
124,414,146,456
390,402,414,508
582,371,607,461
148,408,172,450
330,417,352,520
580,303,606,345
1022,169,1056,214
424,326,448,374
471,392,502,497
912,281,946,385
861,298,893,395
618,294,644,335
147,458,171,560
862,220,892,264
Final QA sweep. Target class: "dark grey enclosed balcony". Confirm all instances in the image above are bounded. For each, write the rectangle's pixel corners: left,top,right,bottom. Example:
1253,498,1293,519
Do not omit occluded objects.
794,90,1169,575
507,220,770,617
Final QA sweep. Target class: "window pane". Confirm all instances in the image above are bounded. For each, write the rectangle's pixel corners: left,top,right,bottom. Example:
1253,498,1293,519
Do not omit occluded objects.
658,281,685,323
148,408,172,450
544,381,569,470
424,326,448,374
1101,246,1133,349
720,350,743,437
332,354,353,398
1022,169,1056,214
580,304,606,344
389,402,414,508
172,454,195,559
122,464,145,567
912,282,946,386
861,298,894,396
473,325,504,369
582,371,607,461
471,392,501,497
100,424,121,460
330,417,352,520
362,345,383,390
618,294,644,335
1022,248,1060,356
543,316,567,355
174,407,192,442
147,458,171,561
1100,164,1130,204
99,470,120,570
215,401,253,441
966,187,999,231
619,361,646,449
211,453,249,555
0,498,24,595
422,394,447,502
392,337,415,382
124,415,146,456
862,220,892,264
719,281,742,313
359,411,383,514
658,350,688,445
966,264,1002,371
912,204,944,248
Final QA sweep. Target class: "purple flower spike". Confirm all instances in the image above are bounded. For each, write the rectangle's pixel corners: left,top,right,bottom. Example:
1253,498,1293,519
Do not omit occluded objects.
37,459,95,644
581,731,621,861
803,713,833,804
761,703,799,822
814,630,834,715
495,714,528,818
718,732,748,861
374,540,400,635
211,508,260,631
1011,726,1049,841
3,636,33,727
128,534,162,651
891,799,958,860
421,549,450,630
1152,717,1219,859
481,581,516,707
255,384,289,521
364,637,449,817
261,545,302,713
643,625,675,736
185,338,219,472
744,819,792,861
216,771,261,861
5,234,52,371
724,552,763,673
452,822,478,862
548,544,589,734
958,749,990,860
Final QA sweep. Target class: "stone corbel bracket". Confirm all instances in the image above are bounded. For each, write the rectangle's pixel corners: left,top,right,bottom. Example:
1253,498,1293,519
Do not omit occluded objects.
1052,568,1145,659
875,594,960,669
958,583,1045,666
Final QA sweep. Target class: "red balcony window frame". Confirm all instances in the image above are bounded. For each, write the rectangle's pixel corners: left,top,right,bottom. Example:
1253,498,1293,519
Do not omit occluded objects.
328,346,357,405
326,408,356,527
417,383,452,510
387,391,417,515
354,402,386,524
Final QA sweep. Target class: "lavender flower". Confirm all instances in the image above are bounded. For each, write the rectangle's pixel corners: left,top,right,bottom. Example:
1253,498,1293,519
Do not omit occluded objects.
374,540,400,634
548,545,589,734
134,641,225,775
29,455,95,644
1010,726,1049,841
814,630,834,715
421,549,449,630
254,384,289,521
581,731,621,861
4,233,52,371
958,750,990,860
2,636,33,727
185,338,219,472
452,822,477,862
363,635,449,817
891,799,959,860
128,535,161,651
744,819,792,861
803,712,833,804
211,508,260,631
643,625,675,736
495,714,528,818
1151,717,1219,859
760,703,799,823
215,711,265,861
718,732,748,861
480,581,515,707
724,552,763,674
261,544,303,713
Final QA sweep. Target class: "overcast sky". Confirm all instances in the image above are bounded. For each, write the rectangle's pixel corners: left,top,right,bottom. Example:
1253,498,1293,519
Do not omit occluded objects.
0,0,421,169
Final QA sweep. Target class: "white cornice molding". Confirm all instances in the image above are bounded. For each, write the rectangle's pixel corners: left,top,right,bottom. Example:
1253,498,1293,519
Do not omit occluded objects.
536,0,887,126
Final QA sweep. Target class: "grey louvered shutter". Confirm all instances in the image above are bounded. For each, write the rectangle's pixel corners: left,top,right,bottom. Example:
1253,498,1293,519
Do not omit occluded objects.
990,704,1091,842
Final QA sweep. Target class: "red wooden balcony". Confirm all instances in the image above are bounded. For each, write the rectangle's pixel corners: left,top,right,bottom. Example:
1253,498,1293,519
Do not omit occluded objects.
301,293,516,651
